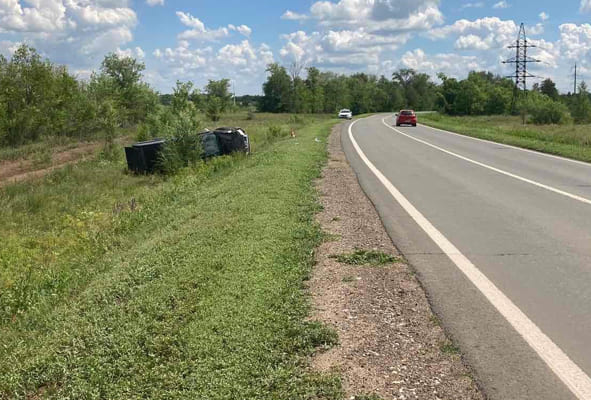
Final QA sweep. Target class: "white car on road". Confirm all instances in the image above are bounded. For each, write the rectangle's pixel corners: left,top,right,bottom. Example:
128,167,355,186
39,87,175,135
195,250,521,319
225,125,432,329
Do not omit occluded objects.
338,109,353,119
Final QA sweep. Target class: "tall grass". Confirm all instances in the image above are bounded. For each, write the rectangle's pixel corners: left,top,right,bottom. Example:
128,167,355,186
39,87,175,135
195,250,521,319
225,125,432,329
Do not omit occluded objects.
0,113,341,399
421,113,591,162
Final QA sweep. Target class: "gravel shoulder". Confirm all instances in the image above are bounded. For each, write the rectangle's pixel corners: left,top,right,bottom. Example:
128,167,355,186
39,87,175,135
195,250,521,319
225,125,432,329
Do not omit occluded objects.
311,124,485,400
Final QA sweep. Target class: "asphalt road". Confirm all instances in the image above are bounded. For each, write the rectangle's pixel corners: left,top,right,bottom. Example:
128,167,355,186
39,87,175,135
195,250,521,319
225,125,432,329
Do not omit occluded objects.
341,114,591,400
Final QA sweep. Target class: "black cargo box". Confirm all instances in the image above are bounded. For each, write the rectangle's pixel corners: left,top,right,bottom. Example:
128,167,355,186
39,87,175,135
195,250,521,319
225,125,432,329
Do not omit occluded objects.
125,138,166,173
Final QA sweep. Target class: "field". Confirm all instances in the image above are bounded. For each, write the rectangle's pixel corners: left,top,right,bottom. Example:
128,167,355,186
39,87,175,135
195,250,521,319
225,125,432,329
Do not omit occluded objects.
0,113,343,399
420,113,591,162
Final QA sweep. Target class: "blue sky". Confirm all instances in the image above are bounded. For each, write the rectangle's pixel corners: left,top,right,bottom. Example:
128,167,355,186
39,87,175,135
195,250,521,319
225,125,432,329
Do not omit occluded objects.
1,0,590,94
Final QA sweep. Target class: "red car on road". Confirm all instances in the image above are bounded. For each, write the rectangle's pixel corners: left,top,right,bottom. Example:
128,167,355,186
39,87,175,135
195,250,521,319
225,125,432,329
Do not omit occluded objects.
396,110,417,127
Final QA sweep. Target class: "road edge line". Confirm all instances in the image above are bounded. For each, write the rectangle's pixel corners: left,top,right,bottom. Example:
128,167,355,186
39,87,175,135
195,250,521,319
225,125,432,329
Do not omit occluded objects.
348,117,591,400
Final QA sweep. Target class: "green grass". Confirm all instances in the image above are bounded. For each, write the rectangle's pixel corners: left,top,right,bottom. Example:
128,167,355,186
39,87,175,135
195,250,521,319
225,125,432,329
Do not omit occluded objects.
0,112,344,399
329,250,399,267
420,113,591,162
440,341,461,355
352,394,383,400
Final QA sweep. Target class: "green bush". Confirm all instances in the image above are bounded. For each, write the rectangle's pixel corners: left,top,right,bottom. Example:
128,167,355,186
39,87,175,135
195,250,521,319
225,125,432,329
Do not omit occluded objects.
267,124,284,139
289,114,307,125
206,97,223,122
570,84,591,124
157,110,202,175
518,93,572,125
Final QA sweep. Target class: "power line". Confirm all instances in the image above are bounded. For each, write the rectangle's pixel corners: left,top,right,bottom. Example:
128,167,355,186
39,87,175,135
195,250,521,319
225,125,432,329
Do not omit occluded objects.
502,23,541,110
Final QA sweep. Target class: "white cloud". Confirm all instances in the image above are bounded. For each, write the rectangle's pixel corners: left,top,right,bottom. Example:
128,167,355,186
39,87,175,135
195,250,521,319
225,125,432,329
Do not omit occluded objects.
278,0,441,77
0,0,69,32
581,0,591,13
281,10,309,20
176,11,205,30
176,11,253,42
400,49,485,78
539,12,549,21
146,0,163,6
557,23,591,60
116,46,145,59
66,2,137,28
0,0,139,72
279,28,409,69
80,25,133,56
153,42,211,71
461,2,484,8
286,0,443,33
428,17,518,48
151,38,274,93
493,1,509,9
454,34,492,50
229,24,252,37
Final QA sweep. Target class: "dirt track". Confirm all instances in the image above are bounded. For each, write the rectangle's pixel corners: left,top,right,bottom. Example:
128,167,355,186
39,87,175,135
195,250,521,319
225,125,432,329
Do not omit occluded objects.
0,139,129,188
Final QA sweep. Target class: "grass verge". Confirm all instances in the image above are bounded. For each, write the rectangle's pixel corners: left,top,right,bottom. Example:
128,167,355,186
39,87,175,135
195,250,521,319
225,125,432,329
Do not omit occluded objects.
420,113,591,162
0,113,343,399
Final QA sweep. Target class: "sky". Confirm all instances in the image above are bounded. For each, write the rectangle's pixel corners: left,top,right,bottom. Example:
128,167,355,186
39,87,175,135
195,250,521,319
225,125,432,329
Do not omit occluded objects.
0,0,590,95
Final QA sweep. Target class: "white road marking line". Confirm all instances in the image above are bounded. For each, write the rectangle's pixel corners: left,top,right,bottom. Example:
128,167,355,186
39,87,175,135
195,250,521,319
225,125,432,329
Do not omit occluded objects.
348,117,591,400
382,118,591,206
417,121,591,168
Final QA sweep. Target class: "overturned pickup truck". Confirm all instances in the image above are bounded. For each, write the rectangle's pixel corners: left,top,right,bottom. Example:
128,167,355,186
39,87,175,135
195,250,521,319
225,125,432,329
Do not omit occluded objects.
125,127,251,174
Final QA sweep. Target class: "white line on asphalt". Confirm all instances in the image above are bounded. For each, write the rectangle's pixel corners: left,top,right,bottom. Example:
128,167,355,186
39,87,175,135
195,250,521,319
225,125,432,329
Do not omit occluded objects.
348,117,591,400
417,121,591,168
381,118,591,206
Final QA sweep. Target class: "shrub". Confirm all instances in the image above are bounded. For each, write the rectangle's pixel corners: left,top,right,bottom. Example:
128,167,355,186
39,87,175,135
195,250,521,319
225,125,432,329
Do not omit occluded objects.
267,125,284,139
206,97,223,122
570,84,591,124
135,123,150,142
157,110,202,175
98,100,121,160
518,93,572,125
288,114,306,125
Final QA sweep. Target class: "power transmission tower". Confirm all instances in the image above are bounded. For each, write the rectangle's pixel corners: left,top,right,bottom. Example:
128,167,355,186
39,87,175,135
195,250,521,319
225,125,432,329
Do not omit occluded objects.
502,23,541,111
574,63,577,95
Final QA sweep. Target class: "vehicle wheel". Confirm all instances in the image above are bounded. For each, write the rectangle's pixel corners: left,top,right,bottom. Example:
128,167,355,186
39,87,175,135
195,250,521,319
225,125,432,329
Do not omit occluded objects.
412,123,417,127
396,123,400,126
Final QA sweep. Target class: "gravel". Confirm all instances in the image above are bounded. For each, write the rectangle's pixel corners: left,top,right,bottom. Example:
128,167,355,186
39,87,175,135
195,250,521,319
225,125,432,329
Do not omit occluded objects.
310,124,485,400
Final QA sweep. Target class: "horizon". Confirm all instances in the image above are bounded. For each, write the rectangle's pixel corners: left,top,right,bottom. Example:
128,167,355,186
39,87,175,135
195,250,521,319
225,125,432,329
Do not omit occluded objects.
0,0,589,95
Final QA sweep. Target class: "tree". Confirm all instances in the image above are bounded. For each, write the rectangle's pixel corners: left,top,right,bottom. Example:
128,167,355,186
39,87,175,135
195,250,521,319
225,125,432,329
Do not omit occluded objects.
171,80,194,115
261,63,292,113
100,53,145,91
205,79,232,113
206,97,223,121
306,67,325,113
97,53,155,125
571,81,591,123
540,78,559,100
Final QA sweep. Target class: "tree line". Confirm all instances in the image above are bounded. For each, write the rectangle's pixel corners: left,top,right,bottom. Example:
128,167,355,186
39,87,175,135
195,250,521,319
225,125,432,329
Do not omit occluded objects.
259,63,591,125
2,44,591,151
0,45,234,149
0,45,160,147
259,63,437,115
